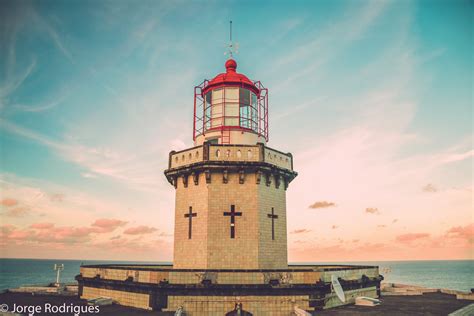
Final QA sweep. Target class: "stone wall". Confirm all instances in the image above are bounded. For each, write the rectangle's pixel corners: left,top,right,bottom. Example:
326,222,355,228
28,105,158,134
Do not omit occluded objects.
257,173,288,268
79,266,377,285
168,144,293,171
174,172,210,268
173,170,288,269
78,265,382,314
263,147,292,170
163,295,311,316
81,286,150,310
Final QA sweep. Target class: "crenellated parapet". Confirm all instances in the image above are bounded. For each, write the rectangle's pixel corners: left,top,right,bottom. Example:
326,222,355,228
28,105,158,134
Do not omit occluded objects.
164,142,297,190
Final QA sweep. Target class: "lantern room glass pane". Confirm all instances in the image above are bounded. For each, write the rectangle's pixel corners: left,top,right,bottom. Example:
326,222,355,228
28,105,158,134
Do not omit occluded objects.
239,88,251,129
211,88,223,128
240,88,250,105
225,88,239,126
225,87,239,102
251,92,258,132
225,103,239,126
205,92,212,130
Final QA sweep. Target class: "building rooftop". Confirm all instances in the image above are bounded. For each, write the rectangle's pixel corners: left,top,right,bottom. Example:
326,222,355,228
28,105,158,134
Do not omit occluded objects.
1,292,471,315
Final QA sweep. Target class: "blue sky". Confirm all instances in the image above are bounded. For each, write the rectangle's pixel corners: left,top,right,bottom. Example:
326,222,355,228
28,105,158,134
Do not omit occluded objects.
0,0,472,261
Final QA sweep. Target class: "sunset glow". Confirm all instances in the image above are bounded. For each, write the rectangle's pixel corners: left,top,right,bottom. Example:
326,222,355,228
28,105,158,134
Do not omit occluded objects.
0,0,472,262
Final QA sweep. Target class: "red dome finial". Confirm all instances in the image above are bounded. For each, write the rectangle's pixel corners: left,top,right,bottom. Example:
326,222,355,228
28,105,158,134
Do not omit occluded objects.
225,59,237,72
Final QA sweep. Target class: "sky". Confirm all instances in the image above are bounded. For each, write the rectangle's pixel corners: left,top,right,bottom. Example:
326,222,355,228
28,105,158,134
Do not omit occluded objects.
0,0,472,262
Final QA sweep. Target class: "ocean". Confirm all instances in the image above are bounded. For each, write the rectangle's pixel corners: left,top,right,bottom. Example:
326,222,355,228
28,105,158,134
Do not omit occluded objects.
0,259,472,292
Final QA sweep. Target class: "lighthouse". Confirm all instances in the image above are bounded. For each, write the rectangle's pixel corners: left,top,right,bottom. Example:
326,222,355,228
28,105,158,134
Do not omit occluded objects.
165,58,297,270
77,50,382,315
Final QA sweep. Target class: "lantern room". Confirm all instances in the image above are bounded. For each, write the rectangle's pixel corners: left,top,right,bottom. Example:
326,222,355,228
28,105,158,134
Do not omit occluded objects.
193,59,268,146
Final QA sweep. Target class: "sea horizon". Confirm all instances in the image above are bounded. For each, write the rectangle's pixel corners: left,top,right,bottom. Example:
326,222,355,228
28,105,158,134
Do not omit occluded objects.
1,257,472,263
1,258,472,293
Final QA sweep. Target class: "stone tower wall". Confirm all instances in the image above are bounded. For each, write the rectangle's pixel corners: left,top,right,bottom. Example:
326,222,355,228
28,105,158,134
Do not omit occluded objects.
168,143,296,270
173,172,288,269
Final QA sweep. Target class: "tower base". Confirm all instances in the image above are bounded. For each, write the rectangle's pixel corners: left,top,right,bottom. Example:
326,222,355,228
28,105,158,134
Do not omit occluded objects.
76,264,382,315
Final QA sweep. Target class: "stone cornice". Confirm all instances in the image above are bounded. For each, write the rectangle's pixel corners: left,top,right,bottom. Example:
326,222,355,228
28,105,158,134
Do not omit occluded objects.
164,160,298,189
165,142,298,188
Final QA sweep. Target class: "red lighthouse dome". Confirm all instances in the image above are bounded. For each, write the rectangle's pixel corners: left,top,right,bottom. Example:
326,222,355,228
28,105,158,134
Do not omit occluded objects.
193,59,268,146
202,59,259,95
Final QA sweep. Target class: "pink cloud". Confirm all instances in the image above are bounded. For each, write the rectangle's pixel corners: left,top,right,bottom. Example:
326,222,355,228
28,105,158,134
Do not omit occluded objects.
123,225,157,235
8,229,36,240
0,224,16,234
3,225,99,245
446,224,474,242
365,207,380,214
2,219,131,246
91,218,127,233
0,225,35,242
35,226,94,243
0,223,173,260
50,193,65,202
1,198,18,207
91,237,167,253
30,223,55,229
288,239,471,262
396,233,430,243
309,201,336,209
290,229,311,234
4,206,30,217
422,183,438,193
331,225,338,229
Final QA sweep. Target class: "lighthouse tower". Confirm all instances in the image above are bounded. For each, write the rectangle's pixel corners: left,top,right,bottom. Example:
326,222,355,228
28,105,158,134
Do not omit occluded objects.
78,53,382,315
165,58,297,269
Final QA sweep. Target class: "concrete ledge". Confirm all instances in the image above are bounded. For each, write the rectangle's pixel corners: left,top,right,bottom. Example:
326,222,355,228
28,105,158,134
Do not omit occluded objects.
382,283,473,300
456,294,474,301
449,303,474,315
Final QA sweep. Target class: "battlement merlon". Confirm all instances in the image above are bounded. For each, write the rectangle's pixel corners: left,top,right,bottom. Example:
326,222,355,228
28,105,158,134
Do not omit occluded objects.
164,142,297,189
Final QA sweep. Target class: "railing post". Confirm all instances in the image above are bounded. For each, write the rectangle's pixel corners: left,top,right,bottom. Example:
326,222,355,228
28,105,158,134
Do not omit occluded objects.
203,142,210,161
257,142,265,162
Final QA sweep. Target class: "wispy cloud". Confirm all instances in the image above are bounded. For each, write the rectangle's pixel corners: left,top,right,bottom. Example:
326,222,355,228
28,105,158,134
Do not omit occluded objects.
0,0,471,262
271,0,390,92
0,1,74,115
30,7,73,62
396,233,430,243
422,183,438,193
309,201,336,209
124,225,158,235
290,228,311,234
273,97,327,122
1,198,19,207
81,173,98,179
91,218,128,233
30,223,55,229
3,206,30,217
0,58,37,101
10,93,69,113
365,207,380,214
0,119,165,191
446,224,474,242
